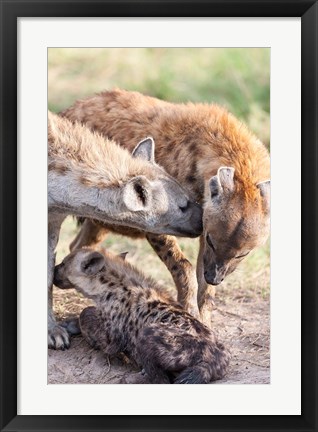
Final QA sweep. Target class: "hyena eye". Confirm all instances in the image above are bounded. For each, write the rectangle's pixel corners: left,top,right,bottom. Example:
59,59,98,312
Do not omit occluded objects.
179,201,190,213
235,251,250,259
206,234,216,252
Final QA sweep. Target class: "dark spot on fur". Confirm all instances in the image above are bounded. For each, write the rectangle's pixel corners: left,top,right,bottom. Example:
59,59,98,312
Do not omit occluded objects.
167,250,173,258
191,160,197,173
48,162,69,175
189,143,197,154
148,300,160,309
171,265,178,272
160,314,170,323
186,174,196,183
106,292,113,301
99,275,107,284
108,282,115,287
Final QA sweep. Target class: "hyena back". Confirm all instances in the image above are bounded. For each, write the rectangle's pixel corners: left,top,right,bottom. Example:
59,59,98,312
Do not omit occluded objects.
61,89,270,324
48,112,202,349
54,248,230,384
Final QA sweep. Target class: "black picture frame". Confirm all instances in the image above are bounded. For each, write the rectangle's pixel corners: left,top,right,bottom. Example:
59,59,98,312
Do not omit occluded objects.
1,1,317,431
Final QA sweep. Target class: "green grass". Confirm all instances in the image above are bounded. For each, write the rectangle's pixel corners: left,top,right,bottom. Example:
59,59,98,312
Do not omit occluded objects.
48,48,270,147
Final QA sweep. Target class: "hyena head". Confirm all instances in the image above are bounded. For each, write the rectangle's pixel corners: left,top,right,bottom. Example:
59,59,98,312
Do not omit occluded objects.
122,138,203,238
202,167,270,285
53,249,108,298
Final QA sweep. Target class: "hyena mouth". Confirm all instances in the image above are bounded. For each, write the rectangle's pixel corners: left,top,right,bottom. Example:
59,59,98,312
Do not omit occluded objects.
174,225,202,238
53,272,73,289
204,271,224,286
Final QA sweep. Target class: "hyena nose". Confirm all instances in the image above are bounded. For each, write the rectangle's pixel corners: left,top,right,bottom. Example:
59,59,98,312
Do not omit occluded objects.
204,269,225,285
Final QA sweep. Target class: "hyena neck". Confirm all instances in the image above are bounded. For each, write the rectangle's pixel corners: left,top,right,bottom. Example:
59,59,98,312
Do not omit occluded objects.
48,111,155,186
94,258,173,305
48,169,125,224
105,257,165,292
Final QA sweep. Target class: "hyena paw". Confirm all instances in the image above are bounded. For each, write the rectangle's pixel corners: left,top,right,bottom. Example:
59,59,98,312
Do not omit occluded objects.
60,317,81,336
48,324,70,350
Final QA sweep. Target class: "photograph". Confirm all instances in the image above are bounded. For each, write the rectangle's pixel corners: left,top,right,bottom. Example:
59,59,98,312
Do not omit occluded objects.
1,0,316,426
48,47,271,385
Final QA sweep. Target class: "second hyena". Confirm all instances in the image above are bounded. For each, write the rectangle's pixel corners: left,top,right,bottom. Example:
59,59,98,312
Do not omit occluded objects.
54,248,230,384
48,111,202,349
61,89,270,324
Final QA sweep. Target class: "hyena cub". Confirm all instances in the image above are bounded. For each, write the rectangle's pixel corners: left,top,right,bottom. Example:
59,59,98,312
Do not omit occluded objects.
54,248,230,384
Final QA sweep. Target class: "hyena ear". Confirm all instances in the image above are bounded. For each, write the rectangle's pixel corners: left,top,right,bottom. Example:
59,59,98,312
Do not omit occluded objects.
132,137,155,163
123,175,151,211
209,167,235,200
81,252,105,276
118,251,128,261
257,180,270,213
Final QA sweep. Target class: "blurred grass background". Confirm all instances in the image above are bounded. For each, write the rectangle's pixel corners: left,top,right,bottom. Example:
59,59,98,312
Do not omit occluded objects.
49,48,270,307
48,48,270,147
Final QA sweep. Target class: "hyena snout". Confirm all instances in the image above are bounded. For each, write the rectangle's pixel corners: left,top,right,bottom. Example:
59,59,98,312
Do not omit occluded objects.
53,263,73,289
203,262,227,286
176,201,203,238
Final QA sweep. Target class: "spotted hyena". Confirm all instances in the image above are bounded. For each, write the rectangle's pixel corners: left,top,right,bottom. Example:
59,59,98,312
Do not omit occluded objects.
48,111,202,349
61,89,270,325
54,248,230,384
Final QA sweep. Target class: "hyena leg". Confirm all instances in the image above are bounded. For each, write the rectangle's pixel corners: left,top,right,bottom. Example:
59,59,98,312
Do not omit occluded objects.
70,219,109,251
80,307,121,356
197,235,216,328
137,327,173,384
146,233,200,318
79,306,102,350
48,216,70,350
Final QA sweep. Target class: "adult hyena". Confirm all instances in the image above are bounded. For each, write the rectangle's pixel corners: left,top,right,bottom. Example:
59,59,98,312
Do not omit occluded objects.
61,89,270,325
54,248,230,384
48,111,202,349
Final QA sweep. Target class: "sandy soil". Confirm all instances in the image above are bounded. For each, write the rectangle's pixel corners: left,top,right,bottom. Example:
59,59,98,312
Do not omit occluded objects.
48,287,270,385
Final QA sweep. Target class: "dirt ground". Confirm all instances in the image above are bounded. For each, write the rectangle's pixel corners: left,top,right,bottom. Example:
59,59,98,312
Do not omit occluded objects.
48,278,270,385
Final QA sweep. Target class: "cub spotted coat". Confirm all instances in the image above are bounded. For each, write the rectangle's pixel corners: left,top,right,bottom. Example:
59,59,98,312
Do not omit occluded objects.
54,248,230,384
